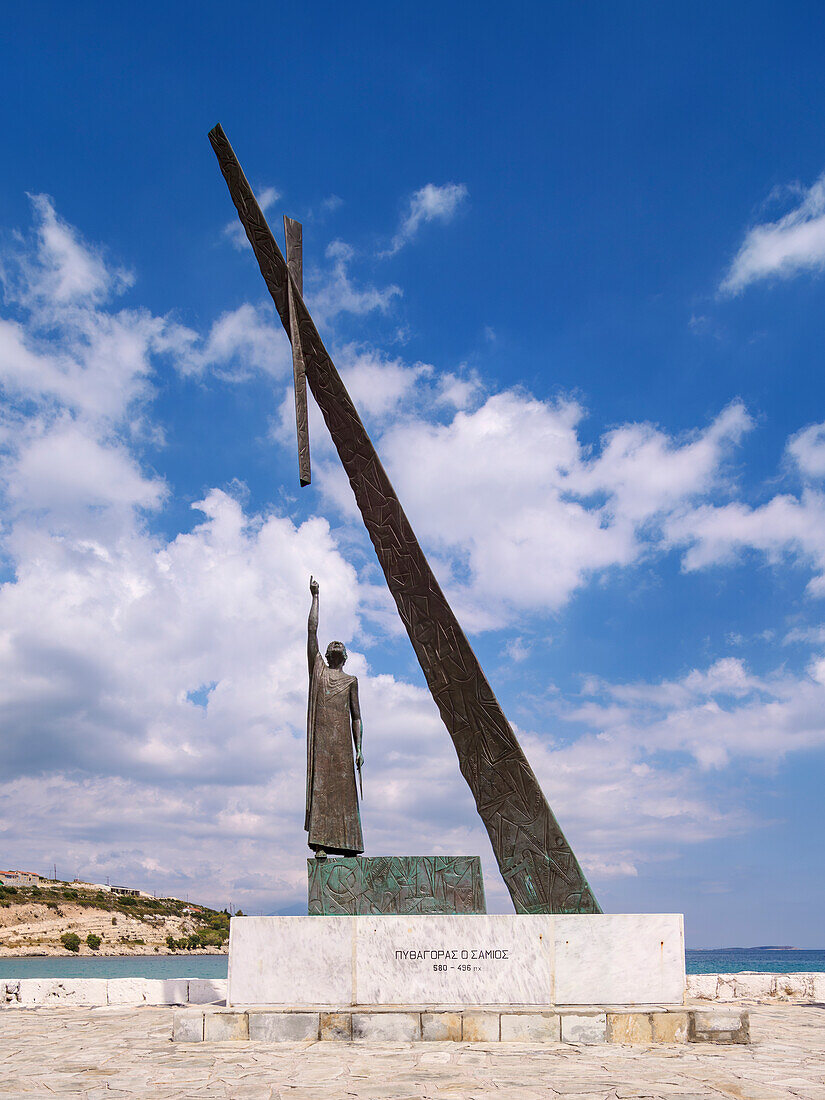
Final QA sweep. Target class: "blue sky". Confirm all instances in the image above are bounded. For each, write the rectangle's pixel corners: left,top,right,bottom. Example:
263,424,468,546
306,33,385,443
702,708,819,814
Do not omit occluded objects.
2,2,825,945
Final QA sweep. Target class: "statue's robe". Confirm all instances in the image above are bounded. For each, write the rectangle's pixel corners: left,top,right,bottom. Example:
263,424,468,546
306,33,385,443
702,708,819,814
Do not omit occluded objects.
305,653,364,854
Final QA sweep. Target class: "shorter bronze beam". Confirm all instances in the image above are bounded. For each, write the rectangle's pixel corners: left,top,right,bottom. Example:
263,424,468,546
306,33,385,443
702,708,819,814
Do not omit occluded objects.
284,215,311,487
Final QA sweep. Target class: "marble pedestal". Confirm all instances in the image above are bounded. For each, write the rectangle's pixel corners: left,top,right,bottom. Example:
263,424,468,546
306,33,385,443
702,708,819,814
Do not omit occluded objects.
227,913,685,1008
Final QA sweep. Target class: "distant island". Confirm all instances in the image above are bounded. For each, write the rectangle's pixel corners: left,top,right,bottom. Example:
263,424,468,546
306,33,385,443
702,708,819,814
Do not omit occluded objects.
688,946,798,952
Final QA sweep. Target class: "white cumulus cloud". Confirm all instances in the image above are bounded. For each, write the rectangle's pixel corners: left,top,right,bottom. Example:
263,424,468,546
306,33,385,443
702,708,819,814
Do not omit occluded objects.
665,490,825,595
721,172,825,294
567,656,825,771
320,394,754,629
787,421,825,480
310,240,401,325
384,182,468,256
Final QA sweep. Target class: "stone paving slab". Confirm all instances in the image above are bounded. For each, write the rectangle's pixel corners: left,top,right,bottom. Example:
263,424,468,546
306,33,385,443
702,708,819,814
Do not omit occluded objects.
0,1004,823,1098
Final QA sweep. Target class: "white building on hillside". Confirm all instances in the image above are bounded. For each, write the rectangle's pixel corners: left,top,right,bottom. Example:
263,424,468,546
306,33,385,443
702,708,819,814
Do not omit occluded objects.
1,870,41,887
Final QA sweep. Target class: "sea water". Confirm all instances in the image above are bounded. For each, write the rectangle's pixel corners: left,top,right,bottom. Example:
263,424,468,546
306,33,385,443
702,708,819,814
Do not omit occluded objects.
0,954,228,979
0,948,824,979
686,948,825,974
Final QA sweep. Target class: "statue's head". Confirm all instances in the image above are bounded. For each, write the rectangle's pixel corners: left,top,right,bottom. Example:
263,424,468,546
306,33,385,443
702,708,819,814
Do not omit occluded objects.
325,640,348,669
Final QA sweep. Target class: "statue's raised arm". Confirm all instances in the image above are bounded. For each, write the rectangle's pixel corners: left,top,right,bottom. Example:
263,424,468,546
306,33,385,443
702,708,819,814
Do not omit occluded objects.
307,576,320,674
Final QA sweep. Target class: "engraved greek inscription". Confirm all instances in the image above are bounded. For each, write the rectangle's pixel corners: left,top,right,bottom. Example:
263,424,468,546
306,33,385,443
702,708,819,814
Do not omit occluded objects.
394,945,510,965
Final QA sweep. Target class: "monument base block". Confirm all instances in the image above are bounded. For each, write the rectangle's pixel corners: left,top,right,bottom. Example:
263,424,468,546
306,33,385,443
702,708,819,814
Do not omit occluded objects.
307,855,486,915
174,1004,751,1044
227,913,685,1008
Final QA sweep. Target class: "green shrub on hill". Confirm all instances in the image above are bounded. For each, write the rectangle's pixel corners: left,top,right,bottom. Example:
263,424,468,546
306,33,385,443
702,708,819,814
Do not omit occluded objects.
196,930,225,947
60,932,81,953
86,933,101,950
165,926,228,951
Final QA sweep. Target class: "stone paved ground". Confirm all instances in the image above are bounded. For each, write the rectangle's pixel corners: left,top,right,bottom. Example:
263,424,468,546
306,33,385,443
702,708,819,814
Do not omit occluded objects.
0,1004,823,1099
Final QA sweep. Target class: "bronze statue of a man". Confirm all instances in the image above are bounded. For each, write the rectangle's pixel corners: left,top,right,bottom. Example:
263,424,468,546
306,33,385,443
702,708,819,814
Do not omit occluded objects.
305,576,364,860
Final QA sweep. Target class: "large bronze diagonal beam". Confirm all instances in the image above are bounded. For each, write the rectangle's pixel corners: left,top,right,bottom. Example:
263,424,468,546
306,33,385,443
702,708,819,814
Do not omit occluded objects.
208,123,600,914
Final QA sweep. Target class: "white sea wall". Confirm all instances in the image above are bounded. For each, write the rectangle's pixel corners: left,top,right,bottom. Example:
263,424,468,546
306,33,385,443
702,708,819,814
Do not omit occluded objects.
0,977,226,1006
0,971,822,1006
686,973,825,1002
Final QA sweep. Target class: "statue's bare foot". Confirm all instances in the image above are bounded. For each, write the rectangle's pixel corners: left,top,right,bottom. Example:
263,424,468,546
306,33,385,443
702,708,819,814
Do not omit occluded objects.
314,848,327,861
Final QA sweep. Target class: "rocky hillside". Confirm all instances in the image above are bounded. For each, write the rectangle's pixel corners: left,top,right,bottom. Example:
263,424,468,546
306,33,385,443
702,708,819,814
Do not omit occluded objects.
0,882,231,956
